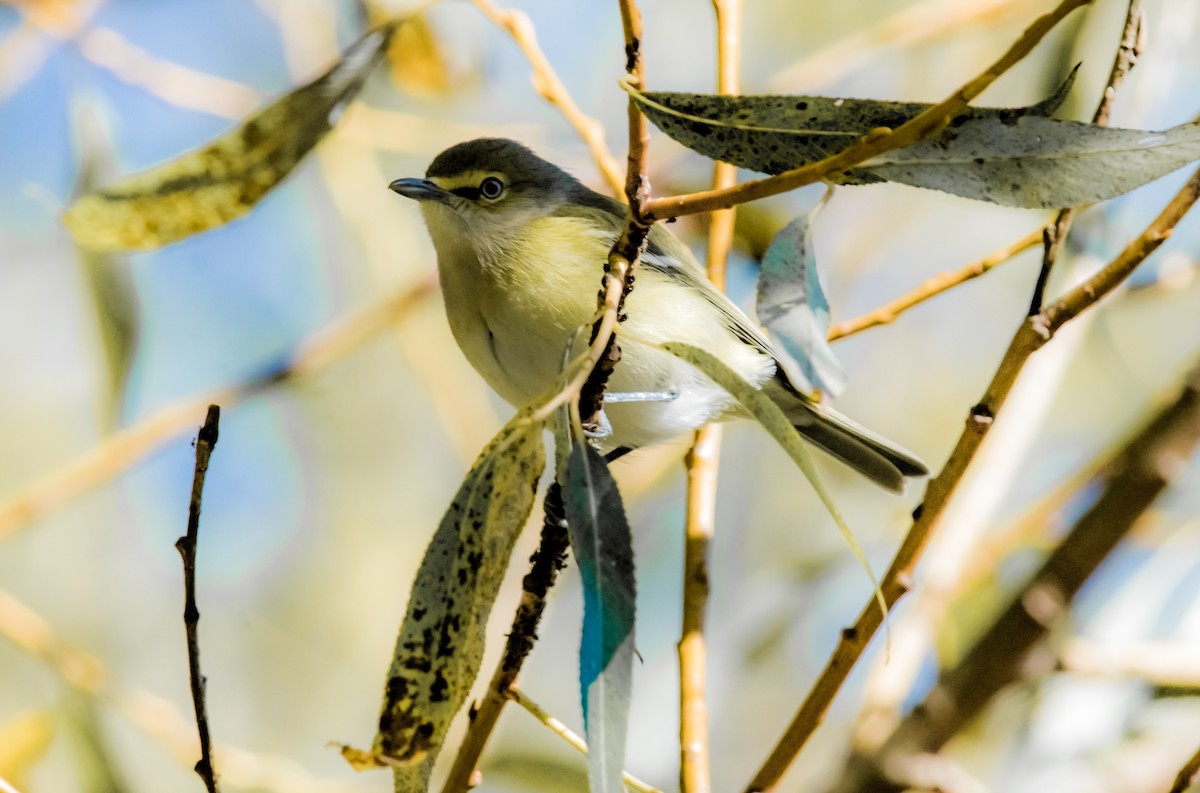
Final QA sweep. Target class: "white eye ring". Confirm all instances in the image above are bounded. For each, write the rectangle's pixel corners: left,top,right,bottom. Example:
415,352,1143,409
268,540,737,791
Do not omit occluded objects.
479,177,505,200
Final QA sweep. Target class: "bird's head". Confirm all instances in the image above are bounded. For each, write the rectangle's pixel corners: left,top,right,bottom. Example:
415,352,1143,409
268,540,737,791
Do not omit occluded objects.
389,138,589,245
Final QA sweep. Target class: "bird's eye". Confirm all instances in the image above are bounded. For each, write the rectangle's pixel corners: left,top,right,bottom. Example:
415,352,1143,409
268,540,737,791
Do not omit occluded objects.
479,176,505,200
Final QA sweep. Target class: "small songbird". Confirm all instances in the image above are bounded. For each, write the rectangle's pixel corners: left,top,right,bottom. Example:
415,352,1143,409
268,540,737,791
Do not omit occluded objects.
389,138,927,491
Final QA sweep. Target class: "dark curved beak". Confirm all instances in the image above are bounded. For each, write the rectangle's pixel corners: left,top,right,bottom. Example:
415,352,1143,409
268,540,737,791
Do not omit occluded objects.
389,178,452,205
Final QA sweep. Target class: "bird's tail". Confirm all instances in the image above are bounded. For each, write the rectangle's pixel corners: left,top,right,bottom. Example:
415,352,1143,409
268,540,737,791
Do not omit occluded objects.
785,399,928,493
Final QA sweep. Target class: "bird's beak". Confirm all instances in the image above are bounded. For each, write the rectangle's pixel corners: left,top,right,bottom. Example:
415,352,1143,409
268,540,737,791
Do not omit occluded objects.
389,178,452,205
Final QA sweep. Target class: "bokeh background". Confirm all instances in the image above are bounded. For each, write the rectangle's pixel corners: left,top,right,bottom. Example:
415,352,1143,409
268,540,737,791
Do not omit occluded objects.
2,0,1200,791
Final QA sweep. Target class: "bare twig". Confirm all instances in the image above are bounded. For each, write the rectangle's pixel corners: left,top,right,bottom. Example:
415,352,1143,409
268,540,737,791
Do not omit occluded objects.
0,278,435,541
469,0,624,197
744,159,1200,793
1169,743,1200,793
679,3,739,792
768,0,1035,91
175,405,222,793
507,687,663,793
643,0,1092,221
0,588,360,793
438,484,572,793
837,356,1200,793
1027,0,1143,315
575,0,652,431
827,227,1043,341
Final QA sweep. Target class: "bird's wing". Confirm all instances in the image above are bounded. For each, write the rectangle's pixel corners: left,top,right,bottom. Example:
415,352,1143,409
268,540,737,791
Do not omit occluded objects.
643,223,778,356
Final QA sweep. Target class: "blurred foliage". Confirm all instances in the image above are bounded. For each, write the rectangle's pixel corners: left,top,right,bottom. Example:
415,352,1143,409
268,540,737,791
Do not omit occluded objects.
2,1,1200,793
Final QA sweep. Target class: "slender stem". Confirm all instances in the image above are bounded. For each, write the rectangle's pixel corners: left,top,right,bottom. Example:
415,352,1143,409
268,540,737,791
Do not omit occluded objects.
0,278,436,542
643,0,1092,220
469,0,624,196
175,405,222,793
827,228,1043,341
1028,0,1143,314
507,687,664,793
744,162,1200,793
438,484,572,793
838,356,1200,793
1170,743,1200,793
678,4,739,793
576,0,651,429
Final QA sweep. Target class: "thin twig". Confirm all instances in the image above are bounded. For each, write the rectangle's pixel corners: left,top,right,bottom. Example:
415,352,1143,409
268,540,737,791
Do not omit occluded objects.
768,0,1034,92
175,406,222,793
438,484,572,793
1027,0,1143,314
743,159,1200,793
643,0,1092,221
507,686,664,793
0,278,435,541
0,588,360,793
679,4,739,792
469,0,624,197
575,0,652,430
837,356,1200,793
1169,743,1200,793
827,228,1043,341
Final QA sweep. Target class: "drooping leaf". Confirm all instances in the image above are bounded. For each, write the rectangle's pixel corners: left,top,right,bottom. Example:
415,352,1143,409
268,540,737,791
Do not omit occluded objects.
372,413,545,787
64,24,397,251
628,71,1200,209
863,116,1200,208
659,341,885,617
756,190,845,397
625,67,1076,182
564,442,635,793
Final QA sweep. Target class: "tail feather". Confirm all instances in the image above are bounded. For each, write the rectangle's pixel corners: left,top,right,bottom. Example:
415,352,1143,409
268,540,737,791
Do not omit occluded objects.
788,400,928,493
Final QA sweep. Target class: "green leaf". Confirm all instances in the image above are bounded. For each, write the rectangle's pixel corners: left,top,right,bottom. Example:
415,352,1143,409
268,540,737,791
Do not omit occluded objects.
625,68,1075,183
64,24,397,251
628,70,1200,209
756,189,844,397
373,412,545,778
564,443,635,793
659,342,885,618
864,117,1200,208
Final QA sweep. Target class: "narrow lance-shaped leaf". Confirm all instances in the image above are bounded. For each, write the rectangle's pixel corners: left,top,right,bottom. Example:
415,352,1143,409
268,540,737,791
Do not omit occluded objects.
370,413,545,790
625,67,1076,183
564,442,636,793
64,23,398,251
756,189,845,397
659,341,886,619
863,116,1200,208
629,72,1200,209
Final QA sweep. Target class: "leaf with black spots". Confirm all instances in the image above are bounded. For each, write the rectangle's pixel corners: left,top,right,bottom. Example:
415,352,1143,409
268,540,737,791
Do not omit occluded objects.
65,24,396,250
371,413,544,784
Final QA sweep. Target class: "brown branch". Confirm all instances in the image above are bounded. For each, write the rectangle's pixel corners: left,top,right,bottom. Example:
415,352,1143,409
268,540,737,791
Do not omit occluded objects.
836,356,1200,793
827,227,1043,341
507,686,664,793
643,0,1092,220
174,405,222,793
0,277,435,542
678,4,740,793
576,0,652,430
468,0,624,196
743,161,1200,793
438,484,572,793
1027,0,1144,314
0,590,359,792
1169,743,1200,793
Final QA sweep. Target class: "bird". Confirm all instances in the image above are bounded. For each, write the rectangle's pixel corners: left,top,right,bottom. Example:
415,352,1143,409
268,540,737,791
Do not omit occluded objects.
389,138,927,492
